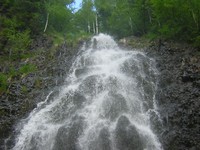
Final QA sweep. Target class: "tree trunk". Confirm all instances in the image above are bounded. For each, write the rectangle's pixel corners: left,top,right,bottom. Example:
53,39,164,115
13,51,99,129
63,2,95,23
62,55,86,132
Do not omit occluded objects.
93,22,96,34
96,14,98,34
9,49,12,60
44,13,49,33
129,17,133,33
192,10,199,30
148,9,152,24
88,21,91,33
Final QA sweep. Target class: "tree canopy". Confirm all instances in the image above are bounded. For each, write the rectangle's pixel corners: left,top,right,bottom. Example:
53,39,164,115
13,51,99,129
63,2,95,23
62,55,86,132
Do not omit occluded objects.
1,0,200,49
93,0,200,43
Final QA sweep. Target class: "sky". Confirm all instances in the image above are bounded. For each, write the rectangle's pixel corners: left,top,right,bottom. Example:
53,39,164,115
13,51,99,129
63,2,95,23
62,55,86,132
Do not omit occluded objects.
74,0,82,10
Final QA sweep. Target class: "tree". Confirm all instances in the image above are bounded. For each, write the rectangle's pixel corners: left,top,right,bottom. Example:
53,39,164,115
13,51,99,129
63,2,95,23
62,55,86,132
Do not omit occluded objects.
73,0,96,33
94,0,116,33
44,0,74,33
150,0,200,41
108,0,133,37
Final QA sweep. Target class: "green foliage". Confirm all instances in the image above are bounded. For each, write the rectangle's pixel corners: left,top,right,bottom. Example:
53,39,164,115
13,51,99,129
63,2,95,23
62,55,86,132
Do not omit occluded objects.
11,0,46,33
0,73,8,94
108,0,132,37
34,78,42,88
7,30,32,56
19,64,37,75
0,0,199,46
93,0,200,43
73,0,96,33
66,31,91,47
158,25,181,39
46,2,73,33
8,67,18,77
94,0,152,38
94,0,115,32
0,63,37,94
0,1,32,59
194,36,200,47
48,31,65,46
21,85,28,93
150,0,200,41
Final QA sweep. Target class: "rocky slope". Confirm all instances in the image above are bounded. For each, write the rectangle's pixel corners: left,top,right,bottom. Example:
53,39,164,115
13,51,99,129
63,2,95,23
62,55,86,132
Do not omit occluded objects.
149,41,200,150
0,36,83,149
124,38,200,150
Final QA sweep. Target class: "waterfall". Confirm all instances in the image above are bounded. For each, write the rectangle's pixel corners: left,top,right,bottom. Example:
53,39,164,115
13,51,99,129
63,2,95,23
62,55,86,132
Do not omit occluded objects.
12,34,162,150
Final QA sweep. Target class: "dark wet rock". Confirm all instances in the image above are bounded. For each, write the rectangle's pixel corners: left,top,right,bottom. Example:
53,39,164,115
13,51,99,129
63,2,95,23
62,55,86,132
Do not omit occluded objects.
78,75,104,97
98,128,111,150
102,92,128,120
75,66,101,78
75,68,88,77
105,76,121,92
115,115,143,150
88,127,112,150
53,116,84,150
146,41,200,150
120,59,140,77
181,72,200,82
73,92,87,107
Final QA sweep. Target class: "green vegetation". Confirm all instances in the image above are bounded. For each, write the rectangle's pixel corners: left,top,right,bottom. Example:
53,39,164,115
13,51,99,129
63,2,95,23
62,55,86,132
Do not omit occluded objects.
1,0,200,53
21,85,28,94
0,64,37,94
0,0,94,59
19,64,37,75
0,73,8,94
94,0,200,43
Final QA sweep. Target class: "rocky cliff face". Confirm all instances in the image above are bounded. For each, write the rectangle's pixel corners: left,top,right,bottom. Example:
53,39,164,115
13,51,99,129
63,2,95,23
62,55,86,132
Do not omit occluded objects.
0,36,83,149
120,37,200,149
147,41,200,150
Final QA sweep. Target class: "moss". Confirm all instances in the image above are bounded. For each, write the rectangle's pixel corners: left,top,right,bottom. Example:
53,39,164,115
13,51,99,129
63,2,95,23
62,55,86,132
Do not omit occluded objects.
0,73,8,94
124,36,151,49
19,64,37,75
194,35,200,48
0,109,6,116
34,78,42,89
21,85,28,93
66,32,91,48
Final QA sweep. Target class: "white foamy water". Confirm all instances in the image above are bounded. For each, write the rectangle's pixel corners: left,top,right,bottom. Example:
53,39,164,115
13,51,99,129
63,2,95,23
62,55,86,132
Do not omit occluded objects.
13,34,162,150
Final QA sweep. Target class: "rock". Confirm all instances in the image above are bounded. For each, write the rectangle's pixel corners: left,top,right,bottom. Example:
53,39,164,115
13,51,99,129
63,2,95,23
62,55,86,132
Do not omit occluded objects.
102,92,128,120
73,92,87,107
53,116,84,150
78,75,104,97
88,127,112,150
182,72,200,82
147,40,200,150
98,128,111,150
115,116,143,150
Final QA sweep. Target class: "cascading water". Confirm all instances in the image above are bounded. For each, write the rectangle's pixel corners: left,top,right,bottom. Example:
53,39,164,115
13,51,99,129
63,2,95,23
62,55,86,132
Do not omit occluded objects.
12,34,162,150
